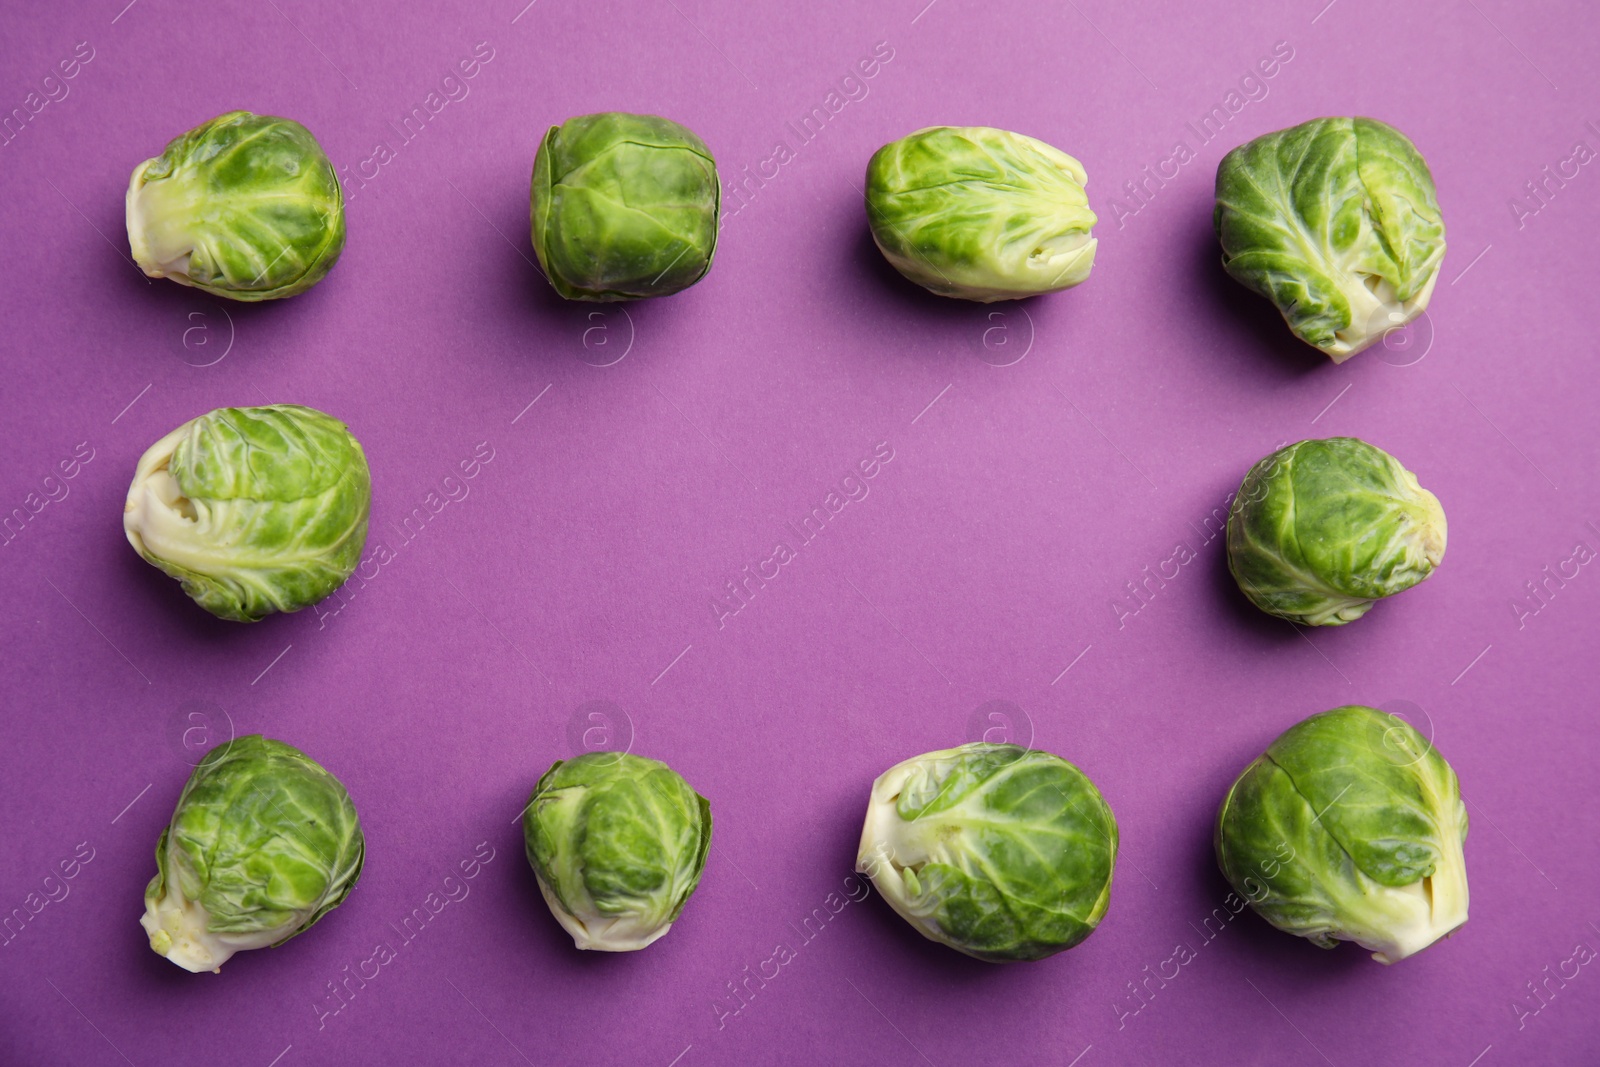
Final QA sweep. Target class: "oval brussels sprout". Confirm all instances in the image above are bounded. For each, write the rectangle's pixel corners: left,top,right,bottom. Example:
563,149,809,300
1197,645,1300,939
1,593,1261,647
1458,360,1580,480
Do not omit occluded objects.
1214,117,1445,362
522,752,712,951
530,112,720,301
1215,706,1468,963
856,743,1117,962
142,735,365,973
1227,437,1446,626
864,126,1097,302
124,404,371,622
126,111,346,301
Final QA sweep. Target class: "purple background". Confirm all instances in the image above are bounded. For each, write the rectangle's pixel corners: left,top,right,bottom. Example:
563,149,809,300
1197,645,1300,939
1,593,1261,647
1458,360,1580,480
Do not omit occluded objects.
2,0,1596,1064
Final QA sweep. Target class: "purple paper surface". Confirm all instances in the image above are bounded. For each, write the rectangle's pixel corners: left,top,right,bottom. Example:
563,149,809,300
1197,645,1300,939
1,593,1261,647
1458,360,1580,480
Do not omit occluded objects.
2,0,1596,1064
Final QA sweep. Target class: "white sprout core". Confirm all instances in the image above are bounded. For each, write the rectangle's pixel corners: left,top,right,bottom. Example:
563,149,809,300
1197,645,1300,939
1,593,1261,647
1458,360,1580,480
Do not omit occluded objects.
1324,265,1440,363
140,867,294,974
532,872,676,952
126,160,198,284
123,419,222,577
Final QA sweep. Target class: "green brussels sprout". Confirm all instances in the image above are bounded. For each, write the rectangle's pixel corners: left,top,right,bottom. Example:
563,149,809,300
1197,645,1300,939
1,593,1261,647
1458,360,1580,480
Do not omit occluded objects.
1214,117,1445,362
1227,437,1446,626
126,111,346,301
864,126,1098,302
1215,705,1468,963
522,752,711,951
530,112,720,301
123,404,371,623
142,735,365,973
856,743,1117,962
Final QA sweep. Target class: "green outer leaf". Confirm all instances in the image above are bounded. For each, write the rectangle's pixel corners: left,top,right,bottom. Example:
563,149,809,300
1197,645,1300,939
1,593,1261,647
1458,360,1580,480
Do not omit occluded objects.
865,126,1098,302
126,111,345,301
529,113,720,301
1226,437,1447,626
522,752,712,946
1213,117,1444,358
125,405,371,622
859,743,1117,962
1214,706,1468,958
147,735,364,945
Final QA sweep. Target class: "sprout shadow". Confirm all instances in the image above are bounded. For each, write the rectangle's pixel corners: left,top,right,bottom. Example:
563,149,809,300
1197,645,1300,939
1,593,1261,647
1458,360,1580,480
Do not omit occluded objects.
1183,798,1370,981
504,812,657,974
115,531,282,646
1188,219,1327,381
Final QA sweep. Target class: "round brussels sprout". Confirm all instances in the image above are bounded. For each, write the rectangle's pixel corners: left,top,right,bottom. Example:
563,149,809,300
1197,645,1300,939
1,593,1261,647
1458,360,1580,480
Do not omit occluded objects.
522,752,711,951
126,111,346,301
124,404,371,623
1227,437,1446,626
1214,117,1445,362
856,743,1117,962
142,735,365,973
864,126,1098,302
1215,705,1468,963
530,112,720,301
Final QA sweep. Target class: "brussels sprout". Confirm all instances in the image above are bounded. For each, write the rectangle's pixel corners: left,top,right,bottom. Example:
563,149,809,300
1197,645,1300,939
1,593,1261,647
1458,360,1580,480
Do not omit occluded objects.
124,404,371,622
142,735,364,973
864,126,1097,302
523,752,711,951
126,111,346,301
856,743,1116,962
1227,437,1446,626
1215,706,1468,963
530,113,720,301
1214,117,1445,362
